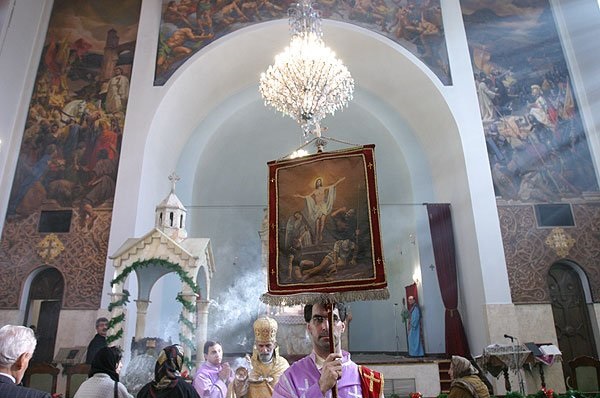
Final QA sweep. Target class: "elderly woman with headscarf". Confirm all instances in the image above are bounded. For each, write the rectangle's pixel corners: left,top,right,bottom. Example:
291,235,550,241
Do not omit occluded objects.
75,346,133,398
448,355,490,398
137,344,199,398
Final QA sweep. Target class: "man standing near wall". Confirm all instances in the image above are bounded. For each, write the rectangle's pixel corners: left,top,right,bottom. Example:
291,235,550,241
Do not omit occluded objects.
407,296,425,357
86,317,109,364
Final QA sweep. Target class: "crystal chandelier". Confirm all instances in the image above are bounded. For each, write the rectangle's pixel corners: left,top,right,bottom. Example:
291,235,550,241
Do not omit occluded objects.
259,0,354,139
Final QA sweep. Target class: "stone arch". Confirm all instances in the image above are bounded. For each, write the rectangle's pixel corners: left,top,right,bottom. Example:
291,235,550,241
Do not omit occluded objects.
114,15,505,354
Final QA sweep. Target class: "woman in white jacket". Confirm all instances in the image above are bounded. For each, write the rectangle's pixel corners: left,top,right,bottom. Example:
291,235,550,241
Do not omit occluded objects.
75,346,133,398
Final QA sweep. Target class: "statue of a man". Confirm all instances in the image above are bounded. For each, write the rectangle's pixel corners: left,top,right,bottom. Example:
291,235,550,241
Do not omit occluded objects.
229,317,289,398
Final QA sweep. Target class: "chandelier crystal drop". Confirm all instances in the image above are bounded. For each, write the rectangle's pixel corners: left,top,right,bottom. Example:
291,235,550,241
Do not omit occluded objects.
259,0,354,138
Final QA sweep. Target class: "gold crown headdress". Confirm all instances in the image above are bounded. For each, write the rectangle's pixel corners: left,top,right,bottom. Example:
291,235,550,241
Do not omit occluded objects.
253,316,278,343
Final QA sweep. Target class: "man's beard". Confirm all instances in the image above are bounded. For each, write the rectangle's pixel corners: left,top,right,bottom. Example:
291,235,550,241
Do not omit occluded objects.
258,352,273,363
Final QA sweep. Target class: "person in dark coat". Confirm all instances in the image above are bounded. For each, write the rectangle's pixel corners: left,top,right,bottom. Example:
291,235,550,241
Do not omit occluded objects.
86,317,109,364
0,325,51,398
137,344,199,398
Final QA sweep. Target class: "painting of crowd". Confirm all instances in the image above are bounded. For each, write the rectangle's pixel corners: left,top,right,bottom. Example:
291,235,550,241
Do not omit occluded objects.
4,1,141,230
462,1,599,203
155,0,451,85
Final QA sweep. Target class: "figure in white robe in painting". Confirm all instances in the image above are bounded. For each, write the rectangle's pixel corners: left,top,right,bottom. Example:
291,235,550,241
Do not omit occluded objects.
294,177,345,244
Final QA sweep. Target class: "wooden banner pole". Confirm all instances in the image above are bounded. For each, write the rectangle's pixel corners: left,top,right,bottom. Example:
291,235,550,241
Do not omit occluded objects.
327,302,339,398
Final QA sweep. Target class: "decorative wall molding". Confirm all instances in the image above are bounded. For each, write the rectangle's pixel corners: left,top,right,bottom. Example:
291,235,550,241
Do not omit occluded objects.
498,202,600,303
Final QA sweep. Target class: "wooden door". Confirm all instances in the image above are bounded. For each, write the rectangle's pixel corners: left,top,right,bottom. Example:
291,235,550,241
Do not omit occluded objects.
33,300,61,363
547,262,597,384
25,268,64,363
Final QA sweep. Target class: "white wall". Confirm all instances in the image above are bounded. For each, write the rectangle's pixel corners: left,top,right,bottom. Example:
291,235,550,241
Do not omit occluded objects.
0,0,50,231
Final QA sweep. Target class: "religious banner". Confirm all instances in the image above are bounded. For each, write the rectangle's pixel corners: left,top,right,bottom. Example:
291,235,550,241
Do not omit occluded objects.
262,145,388,305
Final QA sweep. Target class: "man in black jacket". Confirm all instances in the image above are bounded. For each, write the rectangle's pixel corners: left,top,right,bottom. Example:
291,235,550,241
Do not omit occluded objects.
0,325,51,398
85,317,109,364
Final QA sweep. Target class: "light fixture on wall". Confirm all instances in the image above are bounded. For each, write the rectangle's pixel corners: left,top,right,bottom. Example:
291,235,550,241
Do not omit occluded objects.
259,0,354,142
412,269,421,285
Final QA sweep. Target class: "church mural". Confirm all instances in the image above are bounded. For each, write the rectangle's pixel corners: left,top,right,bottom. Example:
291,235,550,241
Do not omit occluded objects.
0,0,142,309
461,0,599,204
462,1,600,306
155,0,451,85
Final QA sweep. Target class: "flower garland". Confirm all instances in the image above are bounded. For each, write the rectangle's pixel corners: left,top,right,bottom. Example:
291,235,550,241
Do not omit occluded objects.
107,258,200,358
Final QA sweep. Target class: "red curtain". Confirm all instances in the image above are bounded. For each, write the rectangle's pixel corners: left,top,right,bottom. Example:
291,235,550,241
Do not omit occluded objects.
405,283,418,304
426,203,471,357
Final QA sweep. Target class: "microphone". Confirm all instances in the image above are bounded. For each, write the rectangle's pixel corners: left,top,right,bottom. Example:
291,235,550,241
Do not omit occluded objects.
504,334,515,342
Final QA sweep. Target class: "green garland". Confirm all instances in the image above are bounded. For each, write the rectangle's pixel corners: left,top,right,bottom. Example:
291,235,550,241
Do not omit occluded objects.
401,307,410,324
107,258,199,363
107,329,123,344
179,314,195,330
179,333,196,369
175,295,197,367
107,313,125,329
176,294,197,313
110,258,199,293
108,289,130,312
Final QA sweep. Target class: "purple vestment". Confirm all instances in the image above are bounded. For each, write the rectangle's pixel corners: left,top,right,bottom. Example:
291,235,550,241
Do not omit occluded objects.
193,362,234,398
272,351,364,398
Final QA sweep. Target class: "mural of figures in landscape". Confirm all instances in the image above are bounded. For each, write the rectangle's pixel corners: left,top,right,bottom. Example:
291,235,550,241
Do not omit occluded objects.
155,0,451,85
461,0,599,203
0,0,142,309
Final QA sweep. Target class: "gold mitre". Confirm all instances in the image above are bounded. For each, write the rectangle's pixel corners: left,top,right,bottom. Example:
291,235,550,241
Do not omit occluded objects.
253,316,278,343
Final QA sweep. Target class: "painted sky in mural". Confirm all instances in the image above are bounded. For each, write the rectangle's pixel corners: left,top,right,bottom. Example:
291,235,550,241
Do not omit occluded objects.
4,0,141,224
461,0,599,203
155,0,451,85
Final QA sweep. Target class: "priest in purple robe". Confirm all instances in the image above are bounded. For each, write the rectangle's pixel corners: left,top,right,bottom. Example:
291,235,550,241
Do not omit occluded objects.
193,341,234,398
272,302,383,398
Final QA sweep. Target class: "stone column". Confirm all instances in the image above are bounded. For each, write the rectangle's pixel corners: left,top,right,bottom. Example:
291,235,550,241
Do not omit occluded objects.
196,299,210,368
178,292,198,364
108,291,127,348
134,299,151,340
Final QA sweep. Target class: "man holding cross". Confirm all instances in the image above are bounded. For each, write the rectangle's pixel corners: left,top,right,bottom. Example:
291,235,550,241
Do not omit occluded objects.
272,302,383,398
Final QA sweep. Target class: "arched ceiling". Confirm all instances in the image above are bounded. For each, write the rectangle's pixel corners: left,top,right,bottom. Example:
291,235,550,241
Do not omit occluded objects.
141,20,462,212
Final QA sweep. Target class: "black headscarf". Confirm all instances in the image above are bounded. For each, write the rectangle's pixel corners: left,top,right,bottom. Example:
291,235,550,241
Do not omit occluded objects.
89,346,122,382
152,344,185,390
